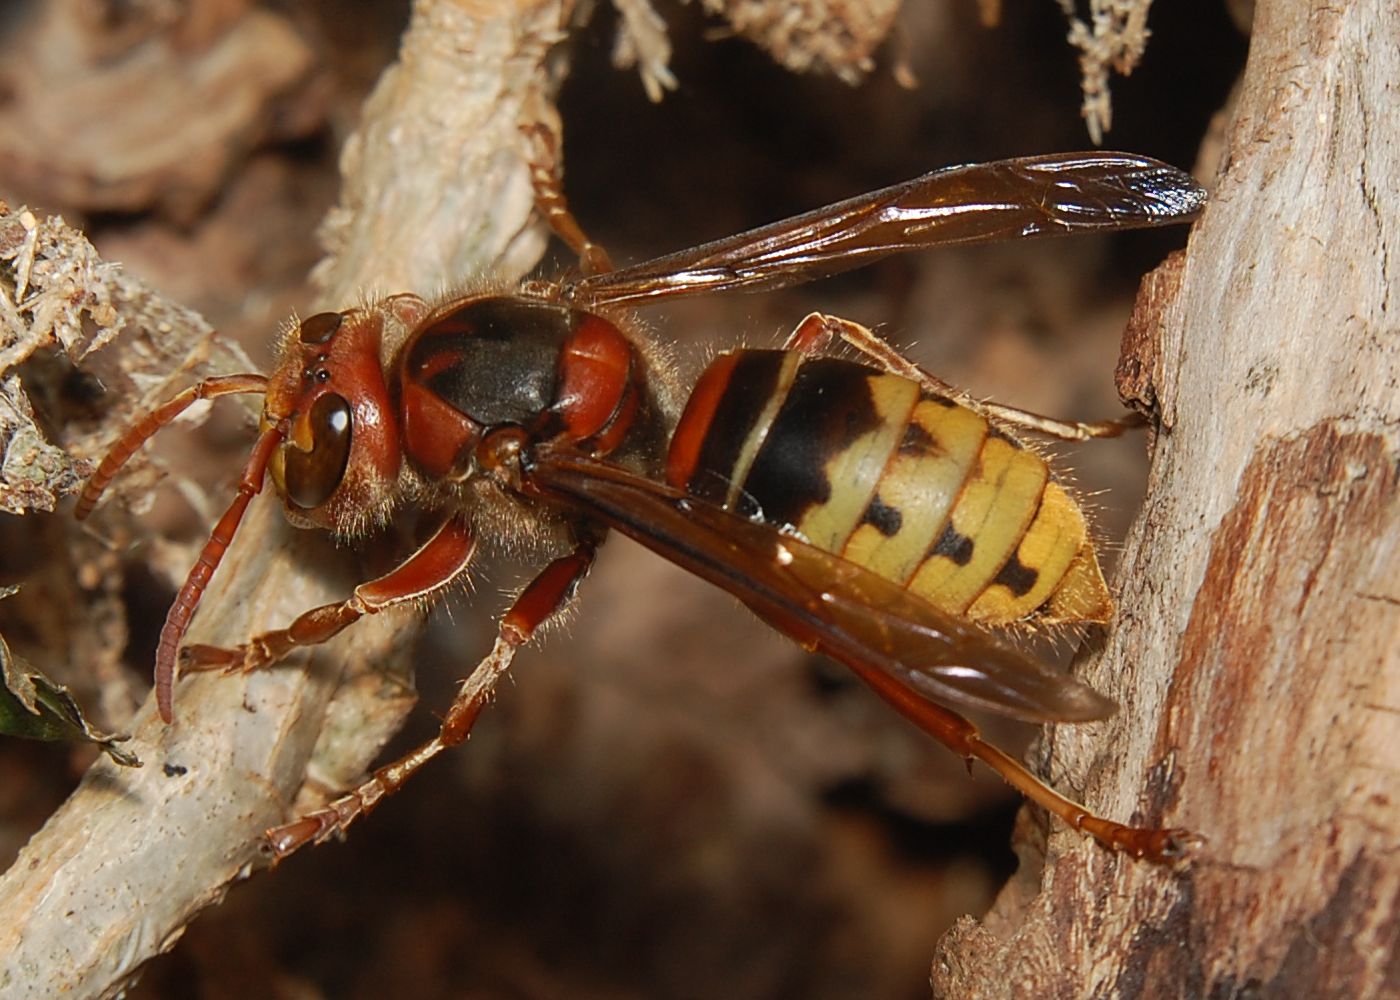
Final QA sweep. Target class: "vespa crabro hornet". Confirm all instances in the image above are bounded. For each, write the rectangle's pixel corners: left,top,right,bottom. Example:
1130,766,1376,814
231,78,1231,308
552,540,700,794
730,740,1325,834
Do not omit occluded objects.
77,150,1206,862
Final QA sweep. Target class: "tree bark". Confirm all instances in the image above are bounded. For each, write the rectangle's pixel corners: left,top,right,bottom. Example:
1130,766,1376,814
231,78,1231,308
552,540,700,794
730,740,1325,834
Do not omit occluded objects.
933,1,1400,996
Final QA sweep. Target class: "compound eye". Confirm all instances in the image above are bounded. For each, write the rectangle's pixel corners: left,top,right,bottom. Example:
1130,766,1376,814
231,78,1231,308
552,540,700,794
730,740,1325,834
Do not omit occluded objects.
298,311,343,344
284,393,353,509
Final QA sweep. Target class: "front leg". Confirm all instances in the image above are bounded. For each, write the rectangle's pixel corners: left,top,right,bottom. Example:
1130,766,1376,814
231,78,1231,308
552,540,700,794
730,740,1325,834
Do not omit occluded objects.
182,516,477,675
264,541,598,858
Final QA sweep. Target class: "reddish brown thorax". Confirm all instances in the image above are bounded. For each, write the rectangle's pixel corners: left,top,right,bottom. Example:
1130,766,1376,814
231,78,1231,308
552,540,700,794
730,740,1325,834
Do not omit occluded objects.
393,295,655,481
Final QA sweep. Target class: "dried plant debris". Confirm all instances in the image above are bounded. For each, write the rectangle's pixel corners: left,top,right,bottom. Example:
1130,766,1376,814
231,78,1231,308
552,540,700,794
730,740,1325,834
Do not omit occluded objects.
610,0,679,101
0,205,115,513
0,201,254,514
1056,0,1154,144
0,371,84,514
610,0,902,91
699,0,904,82
0,587,139,766
615,0,1157,127
0,208,124,372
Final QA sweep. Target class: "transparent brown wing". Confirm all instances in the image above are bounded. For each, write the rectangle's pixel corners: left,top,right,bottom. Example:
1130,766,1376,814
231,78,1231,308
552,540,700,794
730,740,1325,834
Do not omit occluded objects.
526,452,1115,724
566,152,1206,309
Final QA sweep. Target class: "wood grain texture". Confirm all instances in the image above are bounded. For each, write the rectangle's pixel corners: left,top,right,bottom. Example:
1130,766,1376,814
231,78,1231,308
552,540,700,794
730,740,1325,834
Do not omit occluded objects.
0,2,565,996
932,0,1399,996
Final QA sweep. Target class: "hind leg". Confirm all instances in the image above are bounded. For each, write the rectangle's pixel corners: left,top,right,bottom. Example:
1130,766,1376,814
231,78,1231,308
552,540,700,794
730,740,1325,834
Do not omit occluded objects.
784,312,1145,441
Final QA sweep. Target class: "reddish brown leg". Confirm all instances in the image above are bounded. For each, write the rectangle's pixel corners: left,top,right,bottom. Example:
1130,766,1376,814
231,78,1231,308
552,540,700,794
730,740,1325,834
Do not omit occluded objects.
183,517,478,675
842,653,1197,862
783,311,956,386
75,373,269,519
263,544,597,860
522,122,613,275
785,312,1145,441
155,426,282,721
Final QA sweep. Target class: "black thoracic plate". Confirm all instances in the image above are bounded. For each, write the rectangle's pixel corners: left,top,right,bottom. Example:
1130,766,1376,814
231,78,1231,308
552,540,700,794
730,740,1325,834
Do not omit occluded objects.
404,297,574,428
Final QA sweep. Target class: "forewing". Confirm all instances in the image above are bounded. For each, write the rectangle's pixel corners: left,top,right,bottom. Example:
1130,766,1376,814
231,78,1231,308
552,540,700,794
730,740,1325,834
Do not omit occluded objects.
527,453,1116,724
568,152,1206,309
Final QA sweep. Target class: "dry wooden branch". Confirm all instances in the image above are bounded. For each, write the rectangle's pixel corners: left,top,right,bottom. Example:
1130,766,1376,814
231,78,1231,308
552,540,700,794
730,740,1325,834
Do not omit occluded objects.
933,0,1399,995
0,2,567,996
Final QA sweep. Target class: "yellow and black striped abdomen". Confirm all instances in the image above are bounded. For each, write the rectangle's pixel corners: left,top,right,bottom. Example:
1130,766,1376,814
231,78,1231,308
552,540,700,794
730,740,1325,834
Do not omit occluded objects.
666,350,1111,627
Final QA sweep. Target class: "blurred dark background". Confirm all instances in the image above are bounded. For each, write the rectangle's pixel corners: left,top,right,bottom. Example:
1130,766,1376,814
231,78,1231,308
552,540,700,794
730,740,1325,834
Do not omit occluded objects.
0,1,1244,997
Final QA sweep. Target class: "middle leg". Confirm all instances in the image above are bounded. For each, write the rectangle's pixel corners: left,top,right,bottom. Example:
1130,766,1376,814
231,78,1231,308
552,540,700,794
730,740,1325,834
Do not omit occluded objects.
264,542,598,859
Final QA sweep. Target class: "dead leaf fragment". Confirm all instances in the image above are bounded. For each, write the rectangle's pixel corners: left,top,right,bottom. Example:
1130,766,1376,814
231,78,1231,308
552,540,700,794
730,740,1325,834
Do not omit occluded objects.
0,587,140,767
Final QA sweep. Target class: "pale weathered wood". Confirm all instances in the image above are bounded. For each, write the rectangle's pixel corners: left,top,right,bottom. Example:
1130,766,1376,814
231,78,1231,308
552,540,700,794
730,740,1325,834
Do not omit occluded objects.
0,2,566,997
932,0,1400,996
